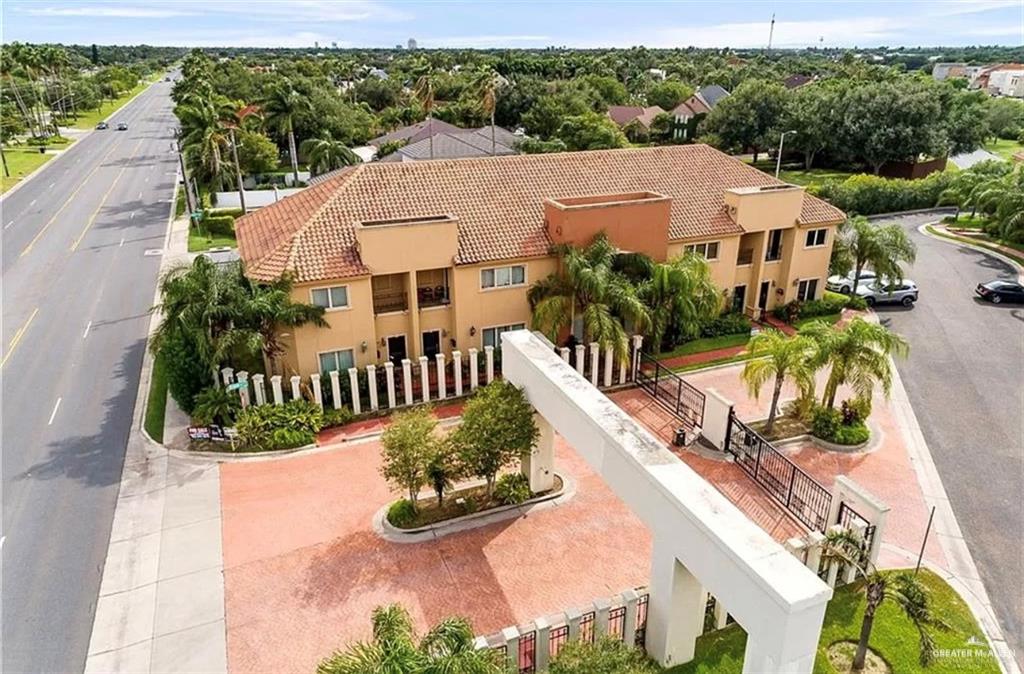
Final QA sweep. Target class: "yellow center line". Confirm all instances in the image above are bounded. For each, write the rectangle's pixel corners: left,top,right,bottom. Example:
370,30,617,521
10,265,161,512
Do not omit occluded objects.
1,308,40,368
70,138,145,252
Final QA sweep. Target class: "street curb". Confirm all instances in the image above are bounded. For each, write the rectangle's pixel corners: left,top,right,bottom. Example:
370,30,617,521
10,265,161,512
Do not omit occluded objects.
918,223,1024,284
889,359,1020,674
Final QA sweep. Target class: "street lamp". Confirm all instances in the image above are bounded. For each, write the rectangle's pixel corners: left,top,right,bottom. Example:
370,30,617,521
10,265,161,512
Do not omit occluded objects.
775,130,798,179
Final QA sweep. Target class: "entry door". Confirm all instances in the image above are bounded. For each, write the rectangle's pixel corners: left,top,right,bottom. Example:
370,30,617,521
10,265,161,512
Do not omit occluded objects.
386,335,407,367
732,285,746,314
757,281,771,311
422,330,441,358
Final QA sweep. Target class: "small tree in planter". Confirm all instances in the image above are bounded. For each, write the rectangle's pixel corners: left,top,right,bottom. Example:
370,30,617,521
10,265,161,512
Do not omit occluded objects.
380,407,438,510
426,439,460,506
450,380,539,497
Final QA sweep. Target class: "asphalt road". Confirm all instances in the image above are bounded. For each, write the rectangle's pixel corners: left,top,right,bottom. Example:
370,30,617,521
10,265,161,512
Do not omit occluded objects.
874,213,1024,666
2,78,179,673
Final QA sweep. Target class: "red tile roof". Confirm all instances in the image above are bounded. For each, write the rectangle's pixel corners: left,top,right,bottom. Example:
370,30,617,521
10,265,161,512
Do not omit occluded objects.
237,145,845,283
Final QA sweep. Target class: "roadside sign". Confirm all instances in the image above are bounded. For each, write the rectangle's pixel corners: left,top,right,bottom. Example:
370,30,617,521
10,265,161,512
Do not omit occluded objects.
191,210,203,219
226,381,248,391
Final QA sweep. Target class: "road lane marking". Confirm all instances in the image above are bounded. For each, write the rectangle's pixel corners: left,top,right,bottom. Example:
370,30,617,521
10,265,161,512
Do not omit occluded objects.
1,308,39,368
48,398,62,425
4,220,13,230
119,237,124,247
29,199,36,206
70,138,144,252
20,139,125,257
83,321,92,339
130,211,135,219
138,191,142,200
48,182,54,189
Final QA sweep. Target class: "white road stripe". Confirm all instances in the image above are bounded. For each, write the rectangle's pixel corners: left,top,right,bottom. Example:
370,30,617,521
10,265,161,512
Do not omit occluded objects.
119,237,125,247
29,199,36,206
130,211,135,220
48,182,55,189
138,191,142,199
83,321,92,339
4,221,13,230
48,398,62,425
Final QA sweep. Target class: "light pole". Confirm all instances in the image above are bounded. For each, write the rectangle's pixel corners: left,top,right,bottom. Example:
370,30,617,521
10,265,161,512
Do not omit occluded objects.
775,130,797,179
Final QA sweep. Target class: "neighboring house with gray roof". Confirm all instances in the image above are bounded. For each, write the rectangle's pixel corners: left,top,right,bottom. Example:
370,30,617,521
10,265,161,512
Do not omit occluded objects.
381,125,522,162
696,85,730,108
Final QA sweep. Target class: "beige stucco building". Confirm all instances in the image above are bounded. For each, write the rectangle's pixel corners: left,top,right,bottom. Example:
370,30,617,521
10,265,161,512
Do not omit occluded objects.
235,145,845,378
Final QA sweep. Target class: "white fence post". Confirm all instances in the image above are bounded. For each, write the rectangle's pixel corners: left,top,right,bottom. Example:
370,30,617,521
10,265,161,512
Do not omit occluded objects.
484,345,494,383
236,371,250,408
574,344,585,374
603,345,614,387
566,607,582,641
535,616,552,672
402,358,414,405
594,598,611,637
589,342,600,386
384,361,397,408
502,627,520,671
270,375,284,405
560,347,570,363
630,334,643,380
619,358,628,385
251,374,266,406
221,367,234,387
367,364,379,411
329,370,342,410
435,353,446,399
348,367,361,415
290,375,302,401
622,590,640,645
468,348,479,390
419,356,431,403
453,350,463,396
310,373,323,408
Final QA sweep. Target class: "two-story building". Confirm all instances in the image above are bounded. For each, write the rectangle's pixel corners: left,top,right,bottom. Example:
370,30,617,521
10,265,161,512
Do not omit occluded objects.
236,145,844,378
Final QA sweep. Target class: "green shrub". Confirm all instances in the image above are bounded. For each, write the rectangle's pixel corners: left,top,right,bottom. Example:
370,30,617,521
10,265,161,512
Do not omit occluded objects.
811,406,842,440
832,422,870,445
845,294,868,310
270,427,315,449
700,312,751,338
387,499,417,528
157,326,210,415
192,386,241,426
494,472,532,505
322,406,355,428
234,399,323,450
810,171,954,216
201,215,235,236
812,404,870,445
207,207,244,218
549,636,659,674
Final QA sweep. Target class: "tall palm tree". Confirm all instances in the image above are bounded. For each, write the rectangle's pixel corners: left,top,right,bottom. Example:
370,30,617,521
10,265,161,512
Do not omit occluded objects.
412,63,437,160
800,317,908,410
474,68,503,155
629,252,720,352
238,273,328,375
317,604,506,674
976,165,1024,242
822,529,945,671
299,132,360,176
740,331,816,435
833,217,916,294
262,83,311,184
529,233,650,365
176,98,230,193
940,160,1010,220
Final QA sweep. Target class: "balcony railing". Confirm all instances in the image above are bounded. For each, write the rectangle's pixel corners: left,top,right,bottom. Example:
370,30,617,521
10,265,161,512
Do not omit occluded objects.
373,290,407,314
737,248,754,266
418,285,450,308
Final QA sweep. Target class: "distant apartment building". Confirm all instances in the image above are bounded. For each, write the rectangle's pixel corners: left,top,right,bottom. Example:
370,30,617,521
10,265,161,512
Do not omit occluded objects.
236,146,844,377
981,64,1024,98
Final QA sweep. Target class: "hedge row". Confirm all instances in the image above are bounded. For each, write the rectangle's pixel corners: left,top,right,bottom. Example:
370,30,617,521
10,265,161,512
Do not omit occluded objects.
809,171,954,216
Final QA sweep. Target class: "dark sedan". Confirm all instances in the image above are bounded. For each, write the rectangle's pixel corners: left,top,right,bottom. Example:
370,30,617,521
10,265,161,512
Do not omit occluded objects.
976,280,1024,304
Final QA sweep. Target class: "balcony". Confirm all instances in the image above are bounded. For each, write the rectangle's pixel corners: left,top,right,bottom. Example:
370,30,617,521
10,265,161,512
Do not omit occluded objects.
372,273,408,314
417,268,450,309
737,248,754,266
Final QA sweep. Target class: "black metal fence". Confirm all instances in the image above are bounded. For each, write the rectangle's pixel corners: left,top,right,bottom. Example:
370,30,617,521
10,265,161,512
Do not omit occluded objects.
837,502,876,568
725,412,832,532
634,352,705,432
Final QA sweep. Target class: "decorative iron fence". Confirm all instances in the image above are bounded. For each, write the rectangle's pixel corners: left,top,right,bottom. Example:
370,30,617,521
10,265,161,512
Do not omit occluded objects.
634,352,705,432
634,594,649,648
725,412,832,532
837,501,876,568
579,611,596,644
518,630,536,673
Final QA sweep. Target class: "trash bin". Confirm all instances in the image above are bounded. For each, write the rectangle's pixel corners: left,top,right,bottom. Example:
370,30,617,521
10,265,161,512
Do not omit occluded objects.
38,146,46,154
673,427,687,447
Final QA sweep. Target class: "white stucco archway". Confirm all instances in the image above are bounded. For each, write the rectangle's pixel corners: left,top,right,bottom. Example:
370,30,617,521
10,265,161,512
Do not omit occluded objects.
502,330,832,672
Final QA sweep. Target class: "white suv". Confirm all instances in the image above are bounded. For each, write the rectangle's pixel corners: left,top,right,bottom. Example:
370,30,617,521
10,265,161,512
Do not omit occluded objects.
826,270,877,294
856,280,919,307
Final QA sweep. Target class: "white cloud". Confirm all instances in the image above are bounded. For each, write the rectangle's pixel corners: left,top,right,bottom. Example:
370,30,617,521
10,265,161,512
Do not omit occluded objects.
929,0,1021,16
421,34,552,47
25,5,192,18
20,0,411,23
140,30,340,48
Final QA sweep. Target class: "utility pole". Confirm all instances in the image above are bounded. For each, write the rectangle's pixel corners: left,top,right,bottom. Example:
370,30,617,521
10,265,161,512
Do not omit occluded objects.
171,129,197,219
775,130,797,179
768,13,776,51
229,127,247,214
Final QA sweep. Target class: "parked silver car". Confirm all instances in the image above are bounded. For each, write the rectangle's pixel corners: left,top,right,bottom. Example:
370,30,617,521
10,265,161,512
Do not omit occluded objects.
826,270,877,294
855,280,919,307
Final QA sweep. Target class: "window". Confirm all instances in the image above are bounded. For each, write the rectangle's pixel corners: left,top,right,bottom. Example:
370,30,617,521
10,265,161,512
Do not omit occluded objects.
318,348,355,375
684,241,720,260
482,323,526,349
765,229,784,262
311,285,349,310
805,228,827,248
481,265,526,289
797,279,819,302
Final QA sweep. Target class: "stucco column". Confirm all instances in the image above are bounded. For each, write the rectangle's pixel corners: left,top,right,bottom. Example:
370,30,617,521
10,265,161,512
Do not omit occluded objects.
522,412,555,493
741,599,827,674
534,616,552,672
589,342,600,386
566,607,582,641
435,353,446,399
646,535,705,667
594,598,611,637
348,367,361,414
407,271,421,358
221,367,234,387
619,359,628,385
270,375,284,405
366,364,379,410
402,358,414,405
419,356,430,403
631,334,644,380
713,596,728,630
251,374,266,406
236,371,250,408
622,589,640,645
290,375,301,401
484,345,494,383
559,347,570,363
603,345,614,387
805,531,826,575
384,361,397,408
501,627,520,671
310,373,323,408
329,370,342,410
701,388,733,451
452,350,463,396
468,347,479,390
574,344,585,374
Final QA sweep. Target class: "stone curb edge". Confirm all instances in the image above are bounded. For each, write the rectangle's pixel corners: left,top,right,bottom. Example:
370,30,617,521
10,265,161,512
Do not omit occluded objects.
919,223,1024,284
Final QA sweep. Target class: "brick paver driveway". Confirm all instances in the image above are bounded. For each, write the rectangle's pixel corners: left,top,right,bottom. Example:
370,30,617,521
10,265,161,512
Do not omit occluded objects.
220,438,651,674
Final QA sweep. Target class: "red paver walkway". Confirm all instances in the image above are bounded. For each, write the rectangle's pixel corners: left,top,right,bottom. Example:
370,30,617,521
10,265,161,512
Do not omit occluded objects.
317,401,465,445
656,344,748,370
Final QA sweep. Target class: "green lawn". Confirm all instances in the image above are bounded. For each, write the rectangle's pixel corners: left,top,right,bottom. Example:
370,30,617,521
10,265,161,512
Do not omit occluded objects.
794,312,842,330
666,569,999,674
777,168,861,187
71,76,157,130
673,351,753,373
144,351,168,443
0,148,57,193
926,225,1024,268
983,137,1024,162
942,214,988,230
659,333,752,360
188,229,237,252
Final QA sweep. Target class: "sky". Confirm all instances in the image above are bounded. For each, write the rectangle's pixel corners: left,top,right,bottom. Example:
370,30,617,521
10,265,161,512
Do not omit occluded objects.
2,0,1022,49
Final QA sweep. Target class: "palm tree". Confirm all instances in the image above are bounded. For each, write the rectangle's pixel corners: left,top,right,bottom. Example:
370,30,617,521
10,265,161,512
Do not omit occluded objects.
822,529,945,671
474,68,503,155
833,217,916,294
740,331,816,435
975,165,1024,242
800,317,908,410
317,604,506,674
529,233,650,365
412,63,437,159
939,160,1010,220
237,273,328,375
176,97,230,193
262,83,311,184
629,252,720,352
299,132,360,176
